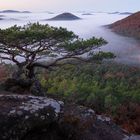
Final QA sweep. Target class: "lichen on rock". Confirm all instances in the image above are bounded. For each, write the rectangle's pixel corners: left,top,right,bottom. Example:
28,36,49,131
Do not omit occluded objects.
0,94,63,140
0,94,136,140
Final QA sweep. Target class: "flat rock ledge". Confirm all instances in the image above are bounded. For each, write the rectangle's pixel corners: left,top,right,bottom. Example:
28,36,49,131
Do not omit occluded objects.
0,94,138,140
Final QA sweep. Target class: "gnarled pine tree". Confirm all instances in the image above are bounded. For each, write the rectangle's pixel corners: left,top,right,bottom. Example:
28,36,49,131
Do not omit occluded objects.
0,23,112,95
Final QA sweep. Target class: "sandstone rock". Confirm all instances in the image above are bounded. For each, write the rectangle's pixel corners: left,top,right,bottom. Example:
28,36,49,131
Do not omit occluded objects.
0,95,63,140
0,94,134,140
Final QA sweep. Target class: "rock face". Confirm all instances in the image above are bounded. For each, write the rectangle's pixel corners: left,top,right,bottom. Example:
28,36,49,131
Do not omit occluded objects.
108,11,140,39
0,94,134,140
48,12,81,21
0,95,62,140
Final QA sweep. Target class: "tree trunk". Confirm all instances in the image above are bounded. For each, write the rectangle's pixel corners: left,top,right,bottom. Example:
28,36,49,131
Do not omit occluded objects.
10,64,45,96
26,65,35,79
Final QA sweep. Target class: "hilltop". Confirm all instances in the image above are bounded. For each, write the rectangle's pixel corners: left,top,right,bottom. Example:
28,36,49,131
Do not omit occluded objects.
47,12,81,21
108,11,140,39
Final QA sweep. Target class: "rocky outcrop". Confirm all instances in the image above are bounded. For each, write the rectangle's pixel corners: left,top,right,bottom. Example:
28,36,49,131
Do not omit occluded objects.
47,12,81,21
108,11,140,39
0,94,137,140
0,95,62,140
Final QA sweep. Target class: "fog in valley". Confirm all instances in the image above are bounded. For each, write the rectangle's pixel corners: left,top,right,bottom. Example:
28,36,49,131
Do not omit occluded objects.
0,12,140,66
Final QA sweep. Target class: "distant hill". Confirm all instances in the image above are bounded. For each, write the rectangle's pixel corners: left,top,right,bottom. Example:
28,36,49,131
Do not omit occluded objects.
45,11,54,14
0,10,31,13
108,12,132,15
47,12,81,21
108,11,140,39
0,17,19,21
82,13,93,15
22,11,31,13
108,12,120,14
0,10,20,13
0,15,4,20
119,12,133,15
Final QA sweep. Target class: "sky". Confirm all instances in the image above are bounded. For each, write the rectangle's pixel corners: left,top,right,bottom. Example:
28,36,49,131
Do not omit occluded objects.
0,0,139,12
